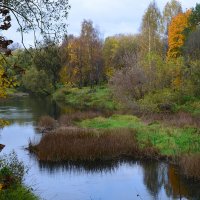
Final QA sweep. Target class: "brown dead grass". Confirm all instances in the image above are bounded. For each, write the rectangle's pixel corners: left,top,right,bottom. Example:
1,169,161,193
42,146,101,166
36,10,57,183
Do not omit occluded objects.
141,112,200,128
29,128,159,162
37,116,57,132
58,111,103,126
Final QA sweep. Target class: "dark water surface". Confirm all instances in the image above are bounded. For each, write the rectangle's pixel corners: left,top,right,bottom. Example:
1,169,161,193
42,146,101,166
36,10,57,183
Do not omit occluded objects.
0,96,199,200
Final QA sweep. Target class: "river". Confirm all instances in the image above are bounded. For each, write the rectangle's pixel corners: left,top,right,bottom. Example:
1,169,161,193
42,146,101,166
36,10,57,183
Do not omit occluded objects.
0,96,199,200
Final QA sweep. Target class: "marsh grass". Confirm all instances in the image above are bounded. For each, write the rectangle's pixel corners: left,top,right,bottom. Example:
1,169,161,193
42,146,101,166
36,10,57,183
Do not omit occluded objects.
29,128,159,162
79,115,200,156
37,116,57,132
141,112,200,128
58,111,104,126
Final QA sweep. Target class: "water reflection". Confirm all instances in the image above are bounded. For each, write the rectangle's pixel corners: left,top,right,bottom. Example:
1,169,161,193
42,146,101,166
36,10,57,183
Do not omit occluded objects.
0,96,200,200
141,161,165,199
140,160,200,200
0,96,69,123
37,160,136,174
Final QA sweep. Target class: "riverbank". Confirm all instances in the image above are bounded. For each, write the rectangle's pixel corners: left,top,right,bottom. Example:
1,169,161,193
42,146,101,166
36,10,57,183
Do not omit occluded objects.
53,86,121,111
0,152,39,200
53,85,200,115
29,113,200,180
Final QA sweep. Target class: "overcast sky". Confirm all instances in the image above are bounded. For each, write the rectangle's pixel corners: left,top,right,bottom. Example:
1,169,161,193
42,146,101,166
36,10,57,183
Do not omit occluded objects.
5,0,198,46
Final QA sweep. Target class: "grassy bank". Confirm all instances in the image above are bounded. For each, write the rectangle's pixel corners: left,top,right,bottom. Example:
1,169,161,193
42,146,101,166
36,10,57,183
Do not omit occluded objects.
53,85,200,116
53,86,120,111
79,115,200,156
29,113,200,179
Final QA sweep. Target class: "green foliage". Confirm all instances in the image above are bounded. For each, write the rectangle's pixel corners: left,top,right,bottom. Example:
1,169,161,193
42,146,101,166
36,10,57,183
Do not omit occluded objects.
184,28,200,60
0,184,38,200
79,115,200,155
138,89,178,112
175,100,200,116
189,3,200,28
53,86,120,110
103,34,140,76
0,152,27,184
138,86,200,114
33,41,64,89
22,67,53,95
0,152,38,200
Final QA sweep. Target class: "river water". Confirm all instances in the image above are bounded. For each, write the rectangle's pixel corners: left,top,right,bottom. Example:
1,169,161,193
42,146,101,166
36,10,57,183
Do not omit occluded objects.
0,96,199,200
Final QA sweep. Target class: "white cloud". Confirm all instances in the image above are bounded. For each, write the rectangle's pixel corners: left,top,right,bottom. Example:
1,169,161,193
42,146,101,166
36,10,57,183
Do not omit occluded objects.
3,0,199,46
67,0,198,38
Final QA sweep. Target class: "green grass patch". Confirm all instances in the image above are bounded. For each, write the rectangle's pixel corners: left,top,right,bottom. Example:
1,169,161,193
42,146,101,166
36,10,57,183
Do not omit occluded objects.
174,100,200,116
79,115,200,156
0,184,38,200
53,86,121,110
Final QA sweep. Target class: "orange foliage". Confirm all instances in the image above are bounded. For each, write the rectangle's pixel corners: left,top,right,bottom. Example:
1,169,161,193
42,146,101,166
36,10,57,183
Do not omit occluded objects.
167,10,191,59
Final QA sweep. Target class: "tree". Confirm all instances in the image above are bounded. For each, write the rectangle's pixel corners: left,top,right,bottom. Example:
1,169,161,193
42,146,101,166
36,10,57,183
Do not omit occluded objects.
183,3,200,60
33,40,64,90
0,0,70,45
64,20,103,88
167,10,191,59
80,20,104,88
189,3,200,29
162,0,182,53
184,27,200,61
22,67,52,95
0,0,70,97
140,1,162,57
103,34,140,79
65,36,86,87
162,0,182,34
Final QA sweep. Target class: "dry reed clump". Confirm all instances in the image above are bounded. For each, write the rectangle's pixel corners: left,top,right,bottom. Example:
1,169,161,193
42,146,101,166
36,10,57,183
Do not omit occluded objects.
29,128,146,162
37,116,57,132
141,112,200,128
58,111,103,126
179,154,200,180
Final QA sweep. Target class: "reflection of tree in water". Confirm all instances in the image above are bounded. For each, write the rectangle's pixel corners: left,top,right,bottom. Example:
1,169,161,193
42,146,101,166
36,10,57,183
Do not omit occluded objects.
0,96,68,123
37,159,137,175
140,161,166,200
166,165,200,200
140,161,200,200
24,97,62,120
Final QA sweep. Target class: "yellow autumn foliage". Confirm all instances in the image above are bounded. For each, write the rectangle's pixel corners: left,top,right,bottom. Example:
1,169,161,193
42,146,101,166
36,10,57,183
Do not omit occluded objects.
167,10,191,59
0,65,9,98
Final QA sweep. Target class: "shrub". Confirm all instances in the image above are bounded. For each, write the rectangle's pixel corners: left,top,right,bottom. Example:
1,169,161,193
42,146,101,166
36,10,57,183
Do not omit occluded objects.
0,152,27,187
138,89,179,112
38,116,57,131
53,87,70,101
22,67,53,95
109,66,147,109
